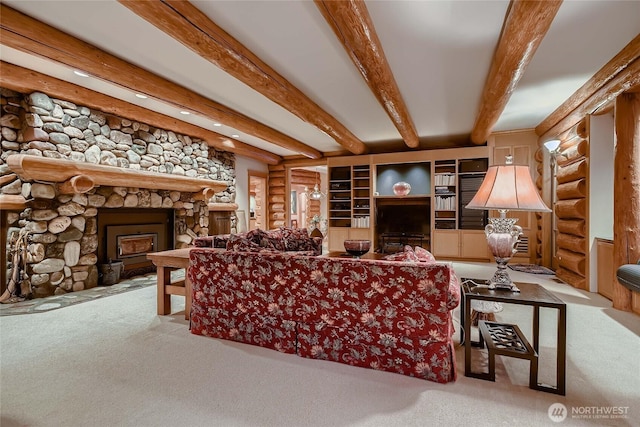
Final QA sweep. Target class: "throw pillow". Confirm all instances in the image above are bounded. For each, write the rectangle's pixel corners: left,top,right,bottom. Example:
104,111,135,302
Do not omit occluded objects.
245,229,285,251
280,226,311,251
414,246,436,263
226,234,278,253
384,247,420,263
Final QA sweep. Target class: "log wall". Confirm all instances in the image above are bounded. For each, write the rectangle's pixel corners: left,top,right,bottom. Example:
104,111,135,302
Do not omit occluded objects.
267,165,286,230
554,123,589,290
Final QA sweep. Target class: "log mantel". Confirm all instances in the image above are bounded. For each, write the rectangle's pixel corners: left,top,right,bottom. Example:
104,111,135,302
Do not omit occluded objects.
208,202,239,212
7,155,227,195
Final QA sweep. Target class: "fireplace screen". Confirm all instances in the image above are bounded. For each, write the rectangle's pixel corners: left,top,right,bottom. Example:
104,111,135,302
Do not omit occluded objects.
117,233,156,258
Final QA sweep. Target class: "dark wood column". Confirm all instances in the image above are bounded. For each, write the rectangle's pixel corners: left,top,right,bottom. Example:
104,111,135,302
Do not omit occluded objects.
613,92,640,311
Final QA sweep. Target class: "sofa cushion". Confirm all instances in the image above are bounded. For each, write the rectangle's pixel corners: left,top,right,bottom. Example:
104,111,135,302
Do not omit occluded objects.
384,245,420,262
226,234,280,253
415,246,437,263
245,228,286,251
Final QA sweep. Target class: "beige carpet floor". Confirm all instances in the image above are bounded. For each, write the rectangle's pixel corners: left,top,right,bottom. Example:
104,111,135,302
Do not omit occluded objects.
0,261,638,427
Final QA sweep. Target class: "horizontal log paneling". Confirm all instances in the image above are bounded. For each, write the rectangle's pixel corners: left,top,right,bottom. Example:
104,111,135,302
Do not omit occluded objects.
268,195,285,204
555,199,586,219
557,232,586,254
269,171,286,179
556,158,587,184
557,179,586,199
557,140,587,166
269,178,286,187
268,165,286,230
557,219,586,236
557,248,586,276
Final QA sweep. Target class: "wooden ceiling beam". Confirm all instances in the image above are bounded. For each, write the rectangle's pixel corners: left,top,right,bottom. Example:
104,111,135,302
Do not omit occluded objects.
0,4,315,160
315,0,419,149
118,0,366,156
471,0,562,144
0,61,282,165
536,34,640,140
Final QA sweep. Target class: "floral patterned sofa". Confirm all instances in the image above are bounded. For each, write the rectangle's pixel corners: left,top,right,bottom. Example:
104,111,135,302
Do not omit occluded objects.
188,248,461,383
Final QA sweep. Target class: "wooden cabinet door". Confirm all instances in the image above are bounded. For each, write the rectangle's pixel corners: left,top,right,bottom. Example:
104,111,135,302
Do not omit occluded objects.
596,239,614,300
328,228,350,252
432,230,460,258
460,230,490,260
348,228,370,241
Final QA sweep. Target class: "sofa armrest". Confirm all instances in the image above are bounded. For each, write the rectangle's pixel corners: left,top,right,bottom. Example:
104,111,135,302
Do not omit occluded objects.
617,263,640,293
446,270,461,311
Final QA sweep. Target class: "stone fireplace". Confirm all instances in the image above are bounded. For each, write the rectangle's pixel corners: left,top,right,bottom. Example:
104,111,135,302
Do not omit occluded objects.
0,89,237,299
99,208,172,279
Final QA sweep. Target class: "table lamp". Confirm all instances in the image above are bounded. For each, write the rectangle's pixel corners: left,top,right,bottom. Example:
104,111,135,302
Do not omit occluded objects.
466,155,550,291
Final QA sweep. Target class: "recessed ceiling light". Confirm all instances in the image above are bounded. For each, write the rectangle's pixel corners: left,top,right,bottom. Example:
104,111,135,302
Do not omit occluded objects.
231,134,240,138
180,111,191,115
135,94,148,99
73,70,89,77
213,123,222,127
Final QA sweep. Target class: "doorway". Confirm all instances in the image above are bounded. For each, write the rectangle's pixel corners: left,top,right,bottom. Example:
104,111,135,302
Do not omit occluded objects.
248,171,267,231
288,166,327,231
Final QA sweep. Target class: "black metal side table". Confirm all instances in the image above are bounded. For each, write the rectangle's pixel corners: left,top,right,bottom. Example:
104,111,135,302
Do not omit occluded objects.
461,278,567,395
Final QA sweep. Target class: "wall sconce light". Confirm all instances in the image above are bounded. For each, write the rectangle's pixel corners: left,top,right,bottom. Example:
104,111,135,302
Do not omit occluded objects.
466,155,551,291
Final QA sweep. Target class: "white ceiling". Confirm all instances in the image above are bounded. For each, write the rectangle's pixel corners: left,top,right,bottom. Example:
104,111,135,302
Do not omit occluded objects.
1,0,639,159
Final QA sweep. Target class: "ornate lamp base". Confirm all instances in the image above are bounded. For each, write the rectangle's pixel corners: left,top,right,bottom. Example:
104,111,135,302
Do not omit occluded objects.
484,214,523,292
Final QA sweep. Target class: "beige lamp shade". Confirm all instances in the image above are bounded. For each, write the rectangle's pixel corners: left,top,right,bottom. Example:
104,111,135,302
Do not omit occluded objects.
466,164,551,212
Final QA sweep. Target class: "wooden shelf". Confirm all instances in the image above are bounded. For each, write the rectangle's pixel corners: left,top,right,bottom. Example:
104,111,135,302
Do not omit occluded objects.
0,194,27,210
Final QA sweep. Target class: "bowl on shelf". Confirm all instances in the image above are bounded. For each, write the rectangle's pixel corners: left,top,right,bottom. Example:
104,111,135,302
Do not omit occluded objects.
393,181,411,196
344,239,371,258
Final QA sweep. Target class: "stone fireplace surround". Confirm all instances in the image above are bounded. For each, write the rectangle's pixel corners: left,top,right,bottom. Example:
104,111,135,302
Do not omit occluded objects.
0,88,238,298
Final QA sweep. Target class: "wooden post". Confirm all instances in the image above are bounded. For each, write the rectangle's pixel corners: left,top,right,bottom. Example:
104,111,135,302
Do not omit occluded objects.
613,92,640,311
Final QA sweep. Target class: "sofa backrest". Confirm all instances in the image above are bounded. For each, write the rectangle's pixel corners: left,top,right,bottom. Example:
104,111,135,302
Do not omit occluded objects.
189,249,460,338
